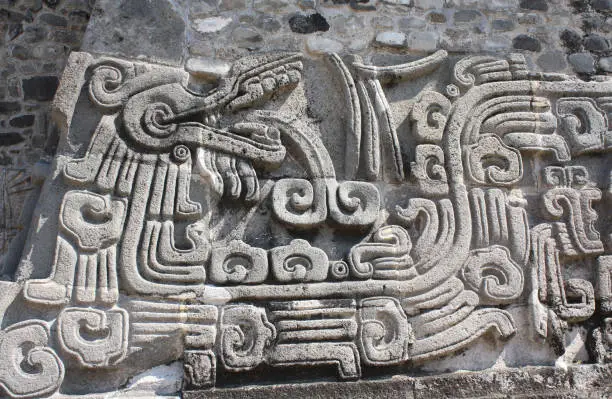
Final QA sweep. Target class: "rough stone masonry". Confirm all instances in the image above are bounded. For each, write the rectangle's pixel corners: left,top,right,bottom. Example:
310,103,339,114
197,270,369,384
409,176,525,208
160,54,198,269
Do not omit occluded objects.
2,0,612,397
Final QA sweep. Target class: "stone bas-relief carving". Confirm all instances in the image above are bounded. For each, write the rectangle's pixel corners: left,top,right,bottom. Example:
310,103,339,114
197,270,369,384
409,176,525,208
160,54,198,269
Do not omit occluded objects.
1,48,612,397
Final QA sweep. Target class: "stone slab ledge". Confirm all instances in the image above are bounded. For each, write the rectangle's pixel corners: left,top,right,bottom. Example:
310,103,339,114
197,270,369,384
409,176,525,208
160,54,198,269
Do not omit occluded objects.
183,364,612,399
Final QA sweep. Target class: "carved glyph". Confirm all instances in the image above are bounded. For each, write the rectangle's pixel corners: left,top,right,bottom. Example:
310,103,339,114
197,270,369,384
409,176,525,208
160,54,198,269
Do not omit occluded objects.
349,225,414,280
0,321,64,399
57,307,128,367
210,240,268,284
411,144,449,196
358,297,413,365
270,239,329,282
220,305,275,371
24,190,127,305
466,135,523,186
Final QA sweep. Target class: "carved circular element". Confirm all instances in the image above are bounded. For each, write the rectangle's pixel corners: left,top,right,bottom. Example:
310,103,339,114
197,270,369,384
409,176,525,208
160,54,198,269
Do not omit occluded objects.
173,145,191,163
329,261,349,280
445,84,460,98
143,102,178,138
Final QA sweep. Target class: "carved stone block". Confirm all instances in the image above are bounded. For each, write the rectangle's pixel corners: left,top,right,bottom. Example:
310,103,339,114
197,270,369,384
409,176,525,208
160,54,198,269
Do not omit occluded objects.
1,34,612,397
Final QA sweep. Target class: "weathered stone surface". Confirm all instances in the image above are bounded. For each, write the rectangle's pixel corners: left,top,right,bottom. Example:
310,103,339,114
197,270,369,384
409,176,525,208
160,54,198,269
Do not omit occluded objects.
232,26,263,49
537,50,568,72
0,132,25,146
9,114,35,128
406,31,439,52
454,9,482,23
593,0,612,11
560,29,583,52
375,31,406,47
0,43,609,397
568,52,596,73
400,16,427,29
21,76,59,101
519,0,548,11
0,101,21,114
255,14,282,32
584,34,610,53
491,18,515,31
38,13,67,27
288,13,330,34
3,0,612,397
599,56,612,72
193,17,233,34
512,34,541,51
185,58,231,81
306,36,344,53
184,365,612,398
81,0,186,65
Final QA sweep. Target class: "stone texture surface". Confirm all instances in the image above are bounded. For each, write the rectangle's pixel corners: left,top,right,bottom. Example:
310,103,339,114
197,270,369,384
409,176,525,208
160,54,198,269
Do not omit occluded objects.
81,0,187,65
0,0,92,260
3,0,612,398
65,0,605,75
185,365,612,398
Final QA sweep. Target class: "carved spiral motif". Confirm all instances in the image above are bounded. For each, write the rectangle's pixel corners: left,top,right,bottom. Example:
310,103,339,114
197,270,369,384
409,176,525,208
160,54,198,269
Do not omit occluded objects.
210,241,268,284
336,186,361,212
424,153,446,181
58,308,128,368
358,298,412,365
89,63,134,108
220,306,275,371
60,191,126,251
466,135,523,186
452,56,510,91
542,188,577,219
568,167,589,187
173,145,191,163
558,279,595,321
90,65,121,93
287,182,315,212
544,166,567,187
329,181,380,227
16,48,612,394
348,225,413,280
0,321,65,399
272,179,327,228
411,91,451,143
143,102,178,138
270,239,329,282
222,255,251,283
283,255,313,279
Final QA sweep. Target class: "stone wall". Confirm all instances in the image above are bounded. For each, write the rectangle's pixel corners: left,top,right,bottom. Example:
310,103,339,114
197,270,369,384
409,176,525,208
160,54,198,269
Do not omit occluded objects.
0,0,92,256
83,0,608,73
2,0,612,397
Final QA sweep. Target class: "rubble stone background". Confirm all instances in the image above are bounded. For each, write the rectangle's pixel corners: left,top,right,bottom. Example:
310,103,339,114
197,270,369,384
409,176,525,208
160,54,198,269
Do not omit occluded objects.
0,0,92,255
1,0,93,164
82,0,612,73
